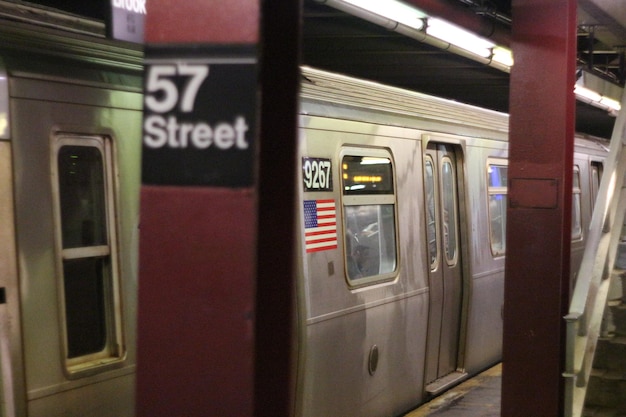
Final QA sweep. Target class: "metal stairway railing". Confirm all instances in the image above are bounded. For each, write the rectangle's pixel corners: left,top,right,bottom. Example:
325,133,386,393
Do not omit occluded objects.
564,90,626,417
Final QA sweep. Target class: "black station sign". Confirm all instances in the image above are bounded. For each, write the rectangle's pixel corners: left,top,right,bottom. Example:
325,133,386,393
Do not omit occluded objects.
109,0,145,43
142,45,258,187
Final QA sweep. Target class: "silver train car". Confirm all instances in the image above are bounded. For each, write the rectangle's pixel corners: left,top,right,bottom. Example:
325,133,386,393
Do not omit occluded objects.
0,3,142,416
294,67,608,416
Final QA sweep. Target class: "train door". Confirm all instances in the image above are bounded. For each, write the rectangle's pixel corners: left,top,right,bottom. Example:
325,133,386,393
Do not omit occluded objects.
423,142,464,393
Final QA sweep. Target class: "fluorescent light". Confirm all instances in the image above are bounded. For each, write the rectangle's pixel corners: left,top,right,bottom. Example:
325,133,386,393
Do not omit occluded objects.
341,0,426,30
319,0,513,72
492,46,513,67
574,85,602,102
426,17,494,58
599,96,621,111
575,70,623,114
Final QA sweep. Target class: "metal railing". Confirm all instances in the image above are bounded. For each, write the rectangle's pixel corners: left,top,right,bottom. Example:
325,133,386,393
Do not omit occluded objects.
564,90,626,417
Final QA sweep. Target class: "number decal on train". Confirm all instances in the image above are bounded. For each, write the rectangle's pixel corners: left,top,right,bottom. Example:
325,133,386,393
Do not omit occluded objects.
303,157,333,191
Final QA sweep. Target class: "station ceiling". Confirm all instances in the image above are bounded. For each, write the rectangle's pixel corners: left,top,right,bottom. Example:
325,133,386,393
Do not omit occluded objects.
302,0,626,139
24,0,626,139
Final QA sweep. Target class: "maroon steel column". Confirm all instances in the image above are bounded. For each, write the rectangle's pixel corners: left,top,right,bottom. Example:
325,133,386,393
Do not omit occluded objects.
502,1,576,416
136,2,300,417
254,2,301,417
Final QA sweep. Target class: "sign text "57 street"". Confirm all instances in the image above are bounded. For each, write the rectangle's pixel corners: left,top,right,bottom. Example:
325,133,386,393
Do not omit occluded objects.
143,63,250,150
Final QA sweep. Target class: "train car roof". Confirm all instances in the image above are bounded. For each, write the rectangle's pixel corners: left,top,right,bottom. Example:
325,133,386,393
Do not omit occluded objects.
0,0,143,90
300,66,612,149
300,65,510,139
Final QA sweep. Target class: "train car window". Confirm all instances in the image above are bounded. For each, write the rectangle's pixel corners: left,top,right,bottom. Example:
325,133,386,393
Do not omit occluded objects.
572,166,583,241
487,160,508,256
441,157,458,265
58,146,107,249
590,162,603,210
424,156,439,270
52,135,125,373
342,151,398,286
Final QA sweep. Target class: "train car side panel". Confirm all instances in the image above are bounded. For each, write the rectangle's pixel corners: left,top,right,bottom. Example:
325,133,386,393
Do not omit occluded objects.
10,75,141,416
299,118,430,319
297,116,435,416
460,139,507,374
570,138,608,289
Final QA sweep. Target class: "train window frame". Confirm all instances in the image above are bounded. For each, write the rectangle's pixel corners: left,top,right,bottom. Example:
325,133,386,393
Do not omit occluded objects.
51,134,125,377
440,156,459,266
590,161,603,210
572,165,583,241
424,155,440,271
340,147,399,288
487,158,508,257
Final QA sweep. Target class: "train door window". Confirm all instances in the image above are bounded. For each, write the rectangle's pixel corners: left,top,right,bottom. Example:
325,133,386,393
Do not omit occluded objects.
572,165,583,240
424,156,439,270
441,157,458,265
487,160,508,256
341,149,398,286
590,161,603,210
52,135,124,374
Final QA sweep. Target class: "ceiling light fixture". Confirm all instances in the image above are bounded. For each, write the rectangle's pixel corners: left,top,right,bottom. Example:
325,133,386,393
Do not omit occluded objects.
600,96,621,112
575,70,623,115
491,46,514,68
317,0,426,31
340,0,426,30
426,17,494,58
574,85,602,102
319,0,625,117
317,0,513,72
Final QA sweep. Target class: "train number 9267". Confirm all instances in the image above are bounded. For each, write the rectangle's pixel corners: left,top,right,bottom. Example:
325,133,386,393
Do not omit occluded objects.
303,157,333,192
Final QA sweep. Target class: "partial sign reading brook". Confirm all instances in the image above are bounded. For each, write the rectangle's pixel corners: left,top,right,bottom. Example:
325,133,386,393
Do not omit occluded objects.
142,46,257,186
109,0,145,43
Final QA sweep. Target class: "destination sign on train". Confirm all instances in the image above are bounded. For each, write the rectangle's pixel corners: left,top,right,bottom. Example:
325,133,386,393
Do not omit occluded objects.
142,46,257,187
109,0,145,43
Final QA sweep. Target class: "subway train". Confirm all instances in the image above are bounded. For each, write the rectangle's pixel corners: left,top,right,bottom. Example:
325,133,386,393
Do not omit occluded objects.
0,2,610,417
294,66,608,416
0,3,142,416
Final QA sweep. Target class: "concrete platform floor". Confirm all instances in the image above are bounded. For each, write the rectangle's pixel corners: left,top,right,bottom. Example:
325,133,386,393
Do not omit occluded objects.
404,363,502,417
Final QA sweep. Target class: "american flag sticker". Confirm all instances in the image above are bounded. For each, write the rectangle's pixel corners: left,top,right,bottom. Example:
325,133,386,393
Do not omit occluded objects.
304,199,338,253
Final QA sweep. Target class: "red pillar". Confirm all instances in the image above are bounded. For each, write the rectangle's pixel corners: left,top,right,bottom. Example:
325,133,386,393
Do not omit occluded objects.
502,1,577,416
254,2,301,417
136,2,300,417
